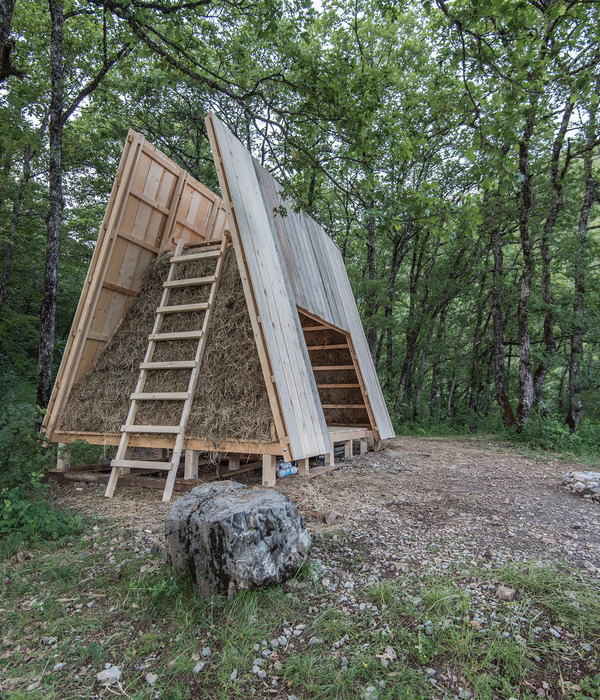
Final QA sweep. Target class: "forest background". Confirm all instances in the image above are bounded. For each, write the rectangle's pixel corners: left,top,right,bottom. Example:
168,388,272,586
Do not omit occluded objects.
1,0,599,461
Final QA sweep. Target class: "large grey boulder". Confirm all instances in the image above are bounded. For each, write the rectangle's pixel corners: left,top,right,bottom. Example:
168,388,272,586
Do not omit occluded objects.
164,481,311,597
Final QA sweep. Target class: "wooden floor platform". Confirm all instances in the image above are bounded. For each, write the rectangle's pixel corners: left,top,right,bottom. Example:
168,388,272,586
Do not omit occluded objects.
48,426,378,496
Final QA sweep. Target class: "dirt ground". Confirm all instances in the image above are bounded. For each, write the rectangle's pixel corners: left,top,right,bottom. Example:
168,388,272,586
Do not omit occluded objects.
51,436,600,577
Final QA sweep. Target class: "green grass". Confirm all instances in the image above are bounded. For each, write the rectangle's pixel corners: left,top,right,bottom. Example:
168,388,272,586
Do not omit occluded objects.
1,523,600,699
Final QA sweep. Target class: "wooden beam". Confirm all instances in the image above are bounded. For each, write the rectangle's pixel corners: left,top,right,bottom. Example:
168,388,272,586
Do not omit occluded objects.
306,344,349,351
51,430,283,455
297,457,310,476
102,280,138,297
262,454,277,487
184,450,199,479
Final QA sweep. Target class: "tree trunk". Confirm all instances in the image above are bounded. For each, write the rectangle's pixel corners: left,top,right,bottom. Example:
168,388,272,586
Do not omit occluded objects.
515,101,537,428
37,0,64,409
533,98,573,408
565,89,598,431
0,147,31,318
364,208,378,362
0,113,48,319
0,0,23,82
491,223,516,428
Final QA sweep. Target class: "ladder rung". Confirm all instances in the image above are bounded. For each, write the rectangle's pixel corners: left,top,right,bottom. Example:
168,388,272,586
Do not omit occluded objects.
312,365,355,370
131,392,190,401
111,460,173,471
149,331,204,341
183,238,224,249
171,250,220,263
306,344,349,350
321,404,366,409
140,361,197,370
157,302,209,314
121,425,182,434
316,384,360,388
163,276,216,288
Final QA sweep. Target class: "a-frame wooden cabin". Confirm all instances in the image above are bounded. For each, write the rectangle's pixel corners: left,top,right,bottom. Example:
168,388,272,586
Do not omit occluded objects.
43,115,394,500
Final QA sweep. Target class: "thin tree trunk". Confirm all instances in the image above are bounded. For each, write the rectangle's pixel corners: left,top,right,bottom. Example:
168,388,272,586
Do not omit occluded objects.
447,309,474,418
0,114,48,319
37,0,64,408
515,100,538,428
365,208,378,362
430,304,447,420
533,98,573,408
565,87,598,431
491,223,516,428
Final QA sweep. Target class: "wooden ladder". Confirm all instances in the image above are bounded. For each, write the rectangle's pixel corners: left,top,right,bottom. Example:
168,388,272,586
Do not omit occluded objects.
104,236,229,502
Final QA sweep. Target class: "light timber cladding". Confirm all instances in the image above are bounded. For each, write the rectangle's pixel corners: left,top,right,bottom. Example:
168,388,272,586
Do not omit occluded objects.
43,130,227,440
206,114,394,448
206,116,332,460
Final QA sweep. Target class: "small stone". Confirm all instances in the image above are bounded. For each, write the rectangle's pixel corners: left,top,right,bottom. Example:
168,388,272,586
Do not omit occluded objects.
258,670,267,678
145,673,158,686
230,669,238,681
324,510,342,525
458,690,473,699
308,637,324,646
262,649,272,657
96,665,121,685
26,681,41,692
201,646,212,657
277,635,287,647
426,668,436,676
270,639,279,649
549,627,561,638
53,663,66,671
496,585,516,602
424,625,433,636
193,662,205,673
273,660,283,672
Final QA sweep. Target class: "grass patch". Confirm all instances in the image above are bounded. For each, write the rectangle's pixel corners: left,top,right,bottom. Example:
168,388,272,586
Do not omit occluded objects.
1,525,600,699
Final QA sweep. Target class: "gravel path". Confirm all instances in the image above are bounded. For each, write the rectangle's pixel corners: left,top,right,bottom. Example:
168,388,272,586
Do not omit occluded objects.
51,436,600,576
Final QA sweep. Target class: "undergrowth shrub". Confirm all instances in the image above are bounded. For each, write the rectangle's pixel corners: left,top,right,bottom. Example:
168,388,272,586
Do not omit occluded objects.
508,413,600,459
0,402,84,553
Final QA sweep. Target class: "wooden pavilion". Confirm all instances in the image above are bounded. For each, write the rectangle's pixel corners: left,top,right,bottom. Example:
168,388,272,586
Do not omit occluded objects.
43,114,394,500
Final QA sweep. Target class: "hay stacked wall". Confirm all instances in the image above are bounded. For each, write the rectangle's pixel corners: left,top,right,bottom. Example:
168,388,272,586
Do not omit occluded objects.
57,248,275,445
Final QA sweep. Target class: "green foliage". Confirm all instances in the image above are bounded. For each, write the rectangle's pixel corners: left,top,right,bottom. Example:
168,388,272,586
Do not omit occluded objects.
0,403,83,554
0,471,84,554
0,403,54,491
508,413,600,461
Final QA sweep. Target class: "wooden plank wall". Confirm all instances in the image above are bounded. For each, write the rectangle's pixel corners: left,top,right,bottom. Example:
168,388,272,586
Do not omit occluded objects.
206,115,332,461
250,152,395,440
44,130,227,440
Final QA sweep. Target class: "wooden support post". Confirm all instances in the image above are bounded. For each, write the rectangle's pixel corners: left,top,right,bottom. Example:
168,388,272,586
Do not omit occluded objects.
262,454,276,487
360,438,367,455
184,450,199,479
229,454,240,471
298,457,310,476
343,439,353,459
325,451,335,467
373,437,381,453
56,443,71,471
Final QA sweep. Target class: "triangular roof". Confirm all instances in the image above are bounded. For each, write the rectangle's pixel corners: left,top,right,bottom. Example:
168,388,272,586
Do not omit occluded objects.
206,114,394,459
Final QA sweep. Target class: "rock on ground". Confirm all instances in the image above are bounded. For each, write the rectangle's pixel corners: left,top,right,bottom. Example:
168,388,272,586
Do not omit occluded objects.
164,481,311,597
563,471,600,501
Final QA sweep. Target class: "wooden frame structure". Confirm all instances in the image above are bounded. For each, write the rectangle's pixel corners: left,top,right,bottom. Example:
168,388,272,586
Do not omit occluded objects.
43,118,394,496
